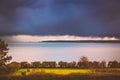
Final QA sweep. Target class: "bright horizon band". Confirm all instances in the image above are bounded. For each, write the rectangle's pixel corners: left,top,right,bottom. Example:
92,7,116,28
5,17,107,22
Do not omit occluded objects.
1,35,119,42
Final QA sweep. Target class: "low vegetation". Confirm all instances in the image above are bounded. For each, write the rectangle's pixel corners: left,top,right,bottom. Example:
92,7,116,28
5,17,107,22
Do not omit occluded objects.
0,68,120,80
12,68,91,76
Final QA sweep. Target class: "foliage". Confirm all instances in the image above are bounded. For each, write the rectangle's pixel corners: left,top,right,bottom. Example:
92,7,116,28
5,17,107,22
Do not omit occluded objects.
20,62,30,68
31,61,41,68
0,38,12,74
42,61,56,68
13,56,120,69
108,61,120,68
8,62,21,72
58,61,67,68
78,56,89,68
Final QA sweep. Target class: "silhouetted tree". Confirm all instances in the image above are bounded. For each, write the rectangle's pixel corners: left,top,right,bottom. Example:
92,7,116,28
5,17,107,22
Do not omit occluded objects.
119,63,120,68
78,56,89,68
108,61,119,68
92,61,100,68
100,61,106,68
0,39,12,74
42,61,56,68
77,61,82,68
58,61,67,68
31,61,41,68
67,61,76,68
20,62,30,68
80,56,88,62
88,61,93,68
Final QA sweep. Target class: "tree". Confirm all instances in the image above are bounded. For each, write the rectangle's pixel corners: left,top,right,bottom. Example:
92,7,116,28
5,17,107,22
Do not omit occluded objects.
108,61,119,68
20,62,30,68
78,56,89,68
8,62,20,72
58,61,67,68
0,39,12,74
42,61,56,68
100,61,106,68
88,61,93,68
92,61,100,68
31,61,41,68
67,61,76,68
80,56,89,62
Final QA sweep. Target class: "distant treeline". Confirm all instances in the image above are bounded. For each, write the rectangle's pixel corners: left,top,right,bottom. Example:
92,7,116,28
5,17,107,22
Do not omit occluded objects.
7,56,120,72
13,60,120,68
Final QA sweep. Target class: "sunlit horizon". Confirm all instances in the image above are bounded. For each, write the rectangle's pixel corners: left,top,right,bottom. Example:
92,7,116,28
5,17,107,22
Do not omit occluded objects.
2,35,120,43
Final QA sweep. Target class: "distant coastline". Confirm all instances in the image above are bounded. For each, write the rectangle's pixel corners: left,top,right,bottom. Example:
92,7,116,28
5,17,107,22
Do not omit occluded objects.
41,40,120,43
9,40,120,43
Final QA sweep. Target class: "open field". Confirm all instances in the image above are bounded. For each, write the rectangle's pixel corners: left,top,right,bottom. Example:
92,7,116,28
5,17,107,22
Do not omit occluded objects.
12,68,120,76
0,68,120,80
12,68,91,76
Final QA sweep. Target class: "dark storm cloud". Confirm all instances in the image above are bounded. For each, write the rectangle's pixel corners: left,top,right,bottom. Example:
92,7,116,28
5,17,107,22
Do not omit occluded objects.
0,0,120,37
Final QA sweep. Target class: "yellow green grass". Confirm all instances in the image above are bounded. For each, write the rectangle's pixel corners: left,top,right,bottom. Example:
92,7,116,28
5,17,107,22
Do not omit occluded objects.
12,68,120,76
12,68,91,76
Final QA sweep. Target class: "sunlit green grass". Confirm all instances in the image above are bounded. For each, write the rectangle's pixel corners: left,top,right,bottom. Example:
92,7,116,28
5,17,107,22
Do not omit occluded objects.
12,68,120,76
12,68,91,76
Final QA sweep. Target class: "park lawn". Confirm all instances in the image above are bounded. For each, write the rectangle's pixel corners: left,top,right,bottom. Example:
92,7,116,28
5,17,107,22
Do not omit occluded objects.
12,68,91,76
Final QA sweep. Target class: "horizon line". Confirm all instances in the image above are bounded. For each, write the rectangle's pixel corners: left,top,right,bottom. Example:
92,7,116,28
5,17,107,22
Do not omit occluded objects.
1,35,120,42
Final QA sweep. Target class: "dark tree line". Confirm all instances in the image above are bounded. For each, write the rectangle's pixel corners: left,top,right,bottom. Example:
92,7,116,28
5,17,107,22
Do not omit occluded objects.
8,57,120,70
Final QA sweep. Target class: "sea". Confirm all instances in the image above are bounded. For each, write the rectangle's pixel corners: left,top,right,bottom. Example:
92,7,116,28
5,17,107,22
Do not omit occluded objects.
8,42,120,63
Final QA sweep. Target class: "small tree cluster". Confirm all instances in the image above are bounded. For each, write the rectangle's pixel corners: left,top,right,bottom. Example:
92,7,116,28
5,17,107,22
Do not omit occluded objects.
77,56,106,68
108,61,120,68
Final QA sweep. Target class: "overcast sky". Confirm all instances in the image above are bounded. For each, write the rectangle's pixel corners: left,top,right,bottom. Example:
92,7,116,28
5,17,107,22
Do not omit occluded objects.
0,0,120,38
0,0,120,62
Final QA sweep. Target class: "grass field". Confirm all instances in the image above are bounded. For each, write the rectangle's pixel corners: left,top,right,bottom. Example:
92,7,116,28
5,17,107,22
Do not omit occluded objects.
12,68,120,76
0,68,120,80
12,68,91,76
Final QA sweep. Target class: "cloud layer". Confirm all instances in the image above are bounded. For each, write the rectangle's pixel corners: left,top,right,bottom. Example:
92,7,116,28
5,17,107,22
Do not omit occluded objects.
0,0,120,38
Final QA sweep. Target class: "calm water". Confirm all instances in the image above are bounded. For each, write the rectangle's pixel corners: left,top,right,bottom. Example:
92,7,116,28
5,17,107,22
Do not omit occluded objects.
8,43,120,62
